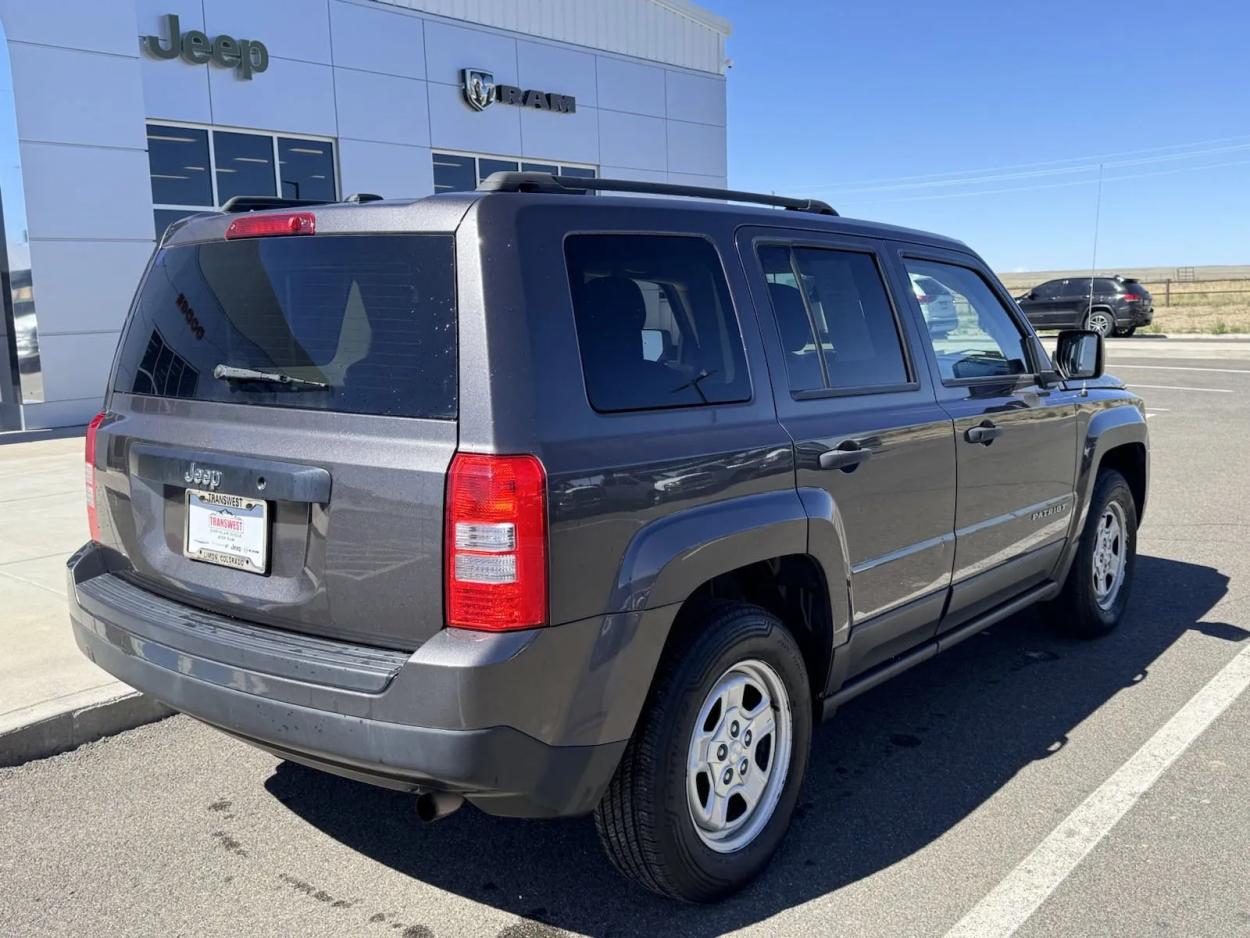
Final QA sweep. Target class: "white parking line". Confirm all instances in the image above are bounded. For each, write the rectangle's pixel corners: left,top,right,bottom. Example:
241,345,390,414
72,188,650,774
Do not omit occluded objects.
944,642,1250,938
1109,364,1250,375
1129,384,1233,393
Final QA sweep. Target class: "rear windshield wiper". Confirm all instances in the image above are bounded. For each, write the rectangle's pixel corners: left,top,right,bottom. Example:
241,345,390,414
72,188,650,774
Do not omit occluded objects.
213,364,328,389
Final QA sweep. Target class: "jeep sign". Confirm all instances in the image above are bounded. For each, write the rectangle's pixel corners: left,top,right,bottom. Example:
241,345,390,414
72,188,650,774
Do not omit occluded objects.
141,14,269,80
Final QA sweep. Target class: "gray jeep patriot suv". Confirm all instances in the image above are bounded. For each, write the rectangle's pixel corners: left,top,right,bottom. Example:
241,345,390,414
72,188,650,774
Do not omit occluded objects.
69,174,1148,902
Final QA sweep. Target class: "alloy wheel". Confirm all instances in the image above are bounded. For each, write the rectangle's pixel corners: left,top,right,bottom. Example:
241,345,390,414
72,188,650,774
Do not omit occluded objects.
1087,310,1114,337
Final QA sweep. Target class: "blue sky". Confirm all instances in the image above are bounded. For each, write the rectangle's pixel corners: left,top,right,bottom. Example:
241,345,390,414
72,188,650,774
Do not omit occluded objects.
704,0,1249,271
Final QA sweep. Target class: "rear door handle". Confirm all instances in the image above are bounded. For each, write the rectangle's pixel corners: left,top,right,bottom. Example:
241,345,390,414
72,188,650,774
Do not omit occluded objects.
819,444,872,471
964,422,1003,445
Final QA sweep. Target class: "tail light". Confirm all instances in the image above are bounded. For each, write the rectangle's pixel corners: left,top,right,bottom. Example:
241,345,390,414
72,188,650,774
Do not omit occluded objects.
1122,293,1141,302
85,412,106,542
225,211,316,240
446,453,547,631
915,294,933,304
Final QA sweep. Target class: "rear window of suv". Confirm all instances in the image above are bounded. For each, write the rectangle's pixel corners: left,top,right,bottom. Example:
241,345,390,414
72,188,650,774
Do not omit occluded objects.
565,234,751,413
113,234,457,419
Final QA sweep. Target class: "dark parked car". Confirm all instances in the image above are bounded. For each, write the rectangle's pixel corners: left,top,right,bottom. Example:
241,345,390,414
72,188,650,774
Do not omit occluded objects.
70,175,1148,902
1016,275,1153,337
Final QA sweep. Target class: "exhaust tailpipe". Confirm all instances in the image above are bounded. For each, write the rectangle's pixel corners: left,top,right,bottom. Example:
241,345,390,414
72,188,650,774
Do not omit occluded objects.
416,790,465,822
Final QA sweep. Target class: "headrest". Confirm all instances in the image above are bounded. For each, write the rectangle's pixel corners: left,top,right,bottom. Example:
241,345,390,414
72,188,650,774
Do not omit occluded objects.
768,282,813,352
580,276,647,332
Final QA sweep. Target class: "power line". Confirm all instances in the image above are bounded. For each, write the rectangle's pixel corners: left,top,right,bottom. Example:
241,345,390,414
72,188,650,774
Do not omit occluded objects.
835,156,1250,206
788,134,1250,193
811,142,1250,195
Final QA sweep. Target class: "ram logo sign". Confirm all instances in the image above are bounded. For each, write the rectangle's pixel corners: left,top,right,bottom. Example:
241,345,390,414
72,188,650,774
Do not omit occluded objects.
461,67,576,114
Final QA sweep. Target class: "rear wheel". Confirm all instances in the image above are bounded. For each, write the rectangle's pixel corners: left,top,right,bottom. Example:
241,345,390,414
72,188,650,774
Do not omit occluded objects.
1046,469,1137,638
593,602,811,902
1086,309,1115,337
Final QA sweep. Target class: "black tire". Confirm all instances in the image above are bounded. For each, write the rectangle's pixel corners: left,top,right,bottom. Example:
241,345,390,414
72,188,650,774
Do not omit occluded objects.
593,602,812,902
1047,470,1137,638
1113,325,1137,337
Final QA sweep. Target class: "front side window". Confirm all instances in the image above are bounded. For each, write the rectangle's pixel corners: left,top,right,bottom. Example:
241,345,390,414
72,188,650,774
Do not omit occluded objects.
565,235,750,412
903,259,1030,383
759,244,909,393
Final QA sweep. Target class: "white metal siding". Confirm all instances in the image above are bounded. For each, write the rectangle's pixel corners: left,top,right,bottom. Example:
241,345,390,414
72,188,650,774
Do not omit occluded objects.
375,0,729,74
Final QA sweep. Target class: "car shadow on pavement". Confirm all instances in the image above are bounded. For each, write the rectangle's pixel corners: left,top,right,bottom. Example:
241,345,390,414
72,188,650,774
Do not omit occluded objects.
264,555,1241,937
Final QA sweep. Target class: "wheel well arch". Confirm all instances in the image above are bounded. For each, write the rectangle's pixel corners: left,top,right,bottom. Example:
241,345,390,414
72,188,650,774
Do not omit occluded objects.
663,554,836,709
1098,441,1147,520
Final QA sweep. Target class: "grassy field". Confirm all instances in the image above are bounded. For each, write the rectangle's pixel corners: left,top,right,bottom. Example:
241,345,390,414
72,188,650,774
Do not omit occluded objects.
995,265,1250,334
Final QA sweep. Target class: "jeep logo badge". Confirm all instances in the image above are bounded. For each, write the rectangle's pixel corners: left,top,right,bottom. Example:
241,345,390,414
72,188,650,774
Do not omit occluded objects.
184,462,224,491
142,14,269,80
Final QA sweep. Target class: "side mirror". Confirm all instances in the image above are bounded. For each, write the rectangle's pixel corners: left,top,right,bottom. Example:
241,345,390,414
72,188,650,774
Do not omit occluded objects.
1054,329,1103,380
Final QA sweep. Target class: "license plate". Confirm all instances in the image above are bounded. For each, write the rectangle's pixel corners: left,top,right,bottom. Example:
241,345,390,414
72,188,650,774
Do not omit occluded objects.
184,488,269,574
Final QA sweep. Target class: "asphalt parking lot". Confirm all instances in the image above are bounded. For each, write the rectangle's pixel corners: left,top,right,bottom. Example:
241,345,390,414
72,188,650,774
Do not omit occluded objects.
2,337,1248,938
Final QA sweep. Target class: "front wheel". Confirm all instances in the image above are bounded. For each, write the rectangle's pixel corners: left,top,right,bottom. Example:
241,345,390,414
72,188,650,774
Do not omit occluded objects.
1046,469,1137,637
594,603,812,902
1086,309,1115,337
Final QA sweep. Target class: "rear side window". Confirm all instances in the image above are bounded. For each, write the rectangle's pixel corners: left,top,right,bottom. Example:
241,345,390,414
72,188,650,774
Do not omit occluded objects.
114,234,457,418
758,244,909,393
564,235,750,412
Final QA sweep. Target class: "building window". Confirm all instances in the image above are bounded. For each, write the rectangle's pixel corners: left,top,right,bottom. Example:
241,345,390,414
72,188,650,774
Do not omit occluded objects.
432,151,597,193
146,123,337,238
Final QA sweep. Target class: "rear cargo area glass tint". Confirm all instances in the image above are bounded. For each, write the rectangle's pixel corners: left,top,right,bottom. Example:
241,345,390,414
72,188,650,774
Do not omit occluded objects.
114,234,456,418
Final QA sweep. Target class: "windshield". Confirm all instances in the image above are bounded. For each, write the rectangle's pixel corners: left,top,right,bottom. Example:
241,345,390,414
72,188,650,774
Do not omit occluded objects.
113,234,457,418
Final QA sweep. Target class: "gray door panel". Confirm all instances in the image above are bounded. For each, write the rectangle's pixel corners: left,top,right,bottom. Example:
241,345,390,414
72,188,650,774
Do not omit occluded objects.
943,387,1079,587
888,247,1080,628
791,404,956,621
736,227,957,630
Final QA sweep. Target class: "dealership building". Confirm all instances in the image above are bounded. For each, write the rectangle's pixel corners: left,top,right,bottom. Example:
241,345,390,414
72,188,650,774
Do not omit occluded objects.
0,0,730,431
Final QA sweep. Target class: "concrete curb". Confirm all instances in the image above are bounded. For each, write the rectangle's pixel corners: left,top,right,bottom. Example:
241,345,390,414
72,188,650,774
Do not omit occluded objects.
0,691,174,768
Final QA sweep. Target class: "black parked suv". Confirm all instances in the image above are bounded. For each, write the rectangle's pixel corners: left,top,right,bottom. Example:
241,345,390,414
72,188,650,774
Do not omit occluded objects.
1016,275,1154,337
69,175,1148,902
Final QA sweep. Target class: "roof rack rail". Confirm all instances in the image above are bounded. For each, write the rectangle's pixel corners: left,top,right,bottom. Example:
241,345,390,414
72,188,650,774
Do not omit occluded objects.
477,172,837,216
220,195,334,213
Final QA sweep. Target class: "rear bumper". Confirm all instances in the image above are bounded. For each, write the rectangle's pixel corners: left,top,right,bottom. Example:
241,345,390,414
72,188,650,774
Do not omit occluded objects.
67,543,672,817
1118,305,1153,327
